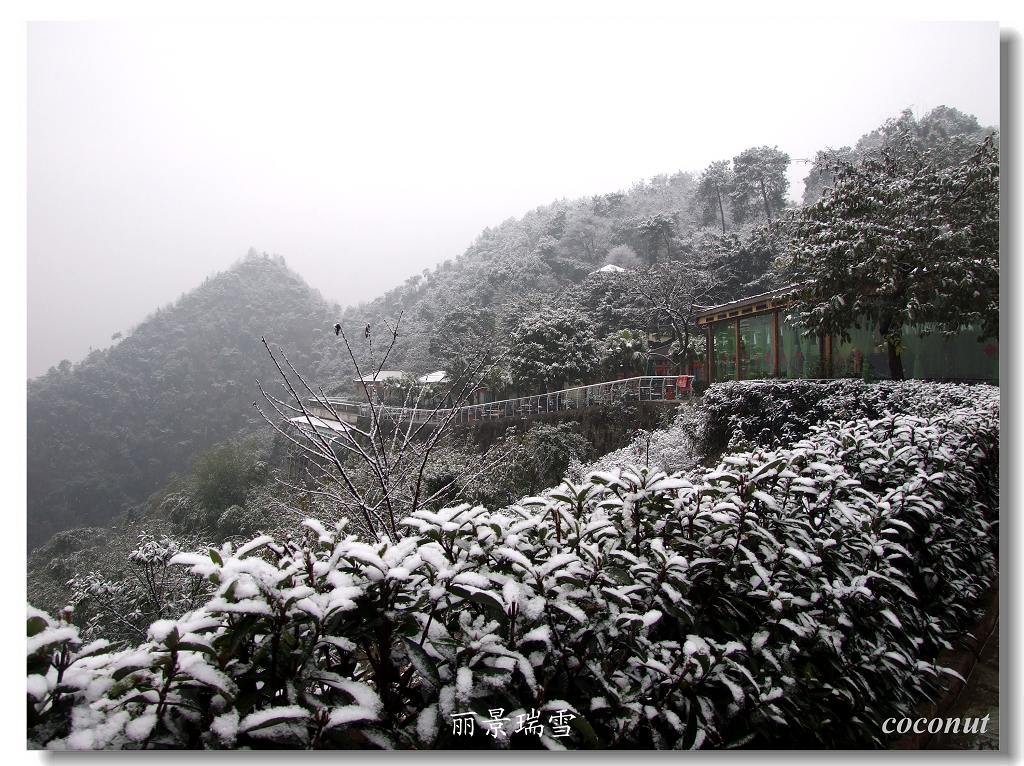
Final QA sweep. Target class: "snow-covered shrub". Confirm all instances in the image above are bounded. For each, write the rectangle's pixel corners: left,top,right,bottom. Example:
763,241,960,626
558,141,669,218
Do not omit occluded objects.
28,396,997,750
215,504,269,541
162,491,213,532
592,415,702,475
684,379,998,461
65,534,208,643
594,380,995,477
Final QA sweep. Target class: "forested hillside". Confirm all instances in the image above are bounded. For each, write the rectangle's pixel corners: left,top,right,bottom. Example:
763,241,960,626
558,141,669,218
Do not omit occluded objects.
25,101,1002,750
328,171,794,397
27,253,342,548
801,106,994,205
26,105,995,553
332,106,995,389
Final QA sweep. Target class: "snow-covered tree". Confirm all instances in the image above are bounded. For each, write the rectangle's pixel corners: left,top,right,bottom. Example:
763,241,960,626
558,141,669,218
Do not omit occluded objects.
695,160,734,234
256,317,509,542
617,213,678,265
627,264,715,373
800,146,856,206
506,308,601,391
801,106,994,206
600,329,649,376
782,131,999,379
66,534,208,643
605,244,643,269
428,305,500,380
729,146,790,223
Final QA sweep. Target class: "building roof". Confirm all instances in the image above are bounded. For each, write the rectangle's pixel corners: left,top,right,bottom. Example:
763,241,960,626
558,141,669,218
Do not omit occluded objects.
592,263,627,275
353,370,407,384
417,370,449,384
288,415,353,434
694,284,804,325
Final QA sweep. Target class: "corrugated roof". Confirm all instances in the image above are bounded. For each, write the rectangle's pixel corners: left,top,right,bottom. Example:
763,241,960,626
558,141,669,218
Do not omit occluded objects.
353,370,407,384
417,370,449,384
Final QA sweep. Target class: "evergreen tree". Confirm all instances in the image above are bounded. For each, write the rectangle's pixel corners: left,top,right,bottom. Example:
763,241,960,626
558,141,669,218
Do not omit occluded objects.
783,133,999,379
729,146,790,223
506,308,601,391
695,160,734,234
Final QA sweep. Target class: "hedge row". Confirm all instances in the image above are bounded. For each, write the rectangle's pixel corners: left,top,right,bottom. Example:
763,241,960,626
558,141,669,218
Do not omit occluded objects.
687,379,997,461
28,383,999,749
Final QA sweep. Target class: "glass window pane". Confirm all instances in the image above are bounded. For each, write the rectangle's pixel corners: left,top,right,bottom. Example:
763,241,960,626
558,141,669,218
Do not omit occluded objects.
712,322,736,382
833,324,886,379
833,321,997,382
779,316,820,379
739,314,775,379
903,323,998,382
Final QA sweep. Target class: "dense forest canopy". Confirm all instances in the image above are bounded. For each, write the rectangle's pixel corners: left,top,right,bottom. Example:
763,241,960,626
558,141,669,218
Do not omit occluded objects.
801,106,994,205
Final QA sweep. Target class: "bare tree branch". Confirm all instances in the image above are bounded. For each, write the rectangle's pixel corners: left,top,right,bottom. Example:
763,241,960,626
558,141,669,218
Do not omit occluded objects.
257,317,502,545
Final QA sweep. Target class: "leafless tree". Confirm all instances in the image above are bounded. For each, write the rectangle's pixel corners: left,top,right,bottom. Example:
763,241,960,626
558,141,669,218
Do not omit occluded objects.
254,316,510,542
627,263,716,373
67,534,208,643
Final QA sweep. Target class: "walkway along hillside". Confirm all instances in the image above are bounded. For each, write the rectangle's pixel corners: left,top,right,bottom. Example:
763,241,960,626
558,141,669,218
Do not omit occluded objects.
299,375,694,429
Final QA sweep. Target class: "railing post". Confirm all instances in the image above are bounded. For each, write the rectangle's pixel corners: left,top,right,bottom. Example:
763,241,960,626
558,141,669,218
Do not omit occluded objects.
735,317,742,382
772,310,781,378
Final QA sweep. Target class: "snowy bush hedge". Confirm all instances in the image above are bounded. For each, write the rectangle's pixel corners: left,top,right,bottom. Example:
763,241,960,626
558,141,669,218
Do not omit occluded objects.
595,380,997,476
687,379,998,462
28,392,998,749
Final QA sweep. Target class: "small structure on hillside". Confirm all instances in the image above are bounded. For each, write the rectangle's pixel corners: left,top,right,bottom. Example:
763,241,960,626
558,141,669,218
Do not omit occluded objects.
590,263,627,276
288,414,354,438
416,370,449,385
353,370,407,402
695,286,998,384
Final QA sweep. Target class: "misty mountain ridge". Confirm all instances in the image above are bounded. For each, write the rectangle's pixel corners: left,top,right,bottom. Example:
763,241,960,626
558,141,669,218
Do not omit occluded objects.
24,166,738,551
27,252,343,548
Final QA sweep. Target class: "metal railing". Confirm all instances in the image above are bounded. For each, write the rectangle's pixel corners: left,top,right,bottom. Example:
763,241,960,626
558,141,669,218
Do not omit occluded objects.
308,375,693,428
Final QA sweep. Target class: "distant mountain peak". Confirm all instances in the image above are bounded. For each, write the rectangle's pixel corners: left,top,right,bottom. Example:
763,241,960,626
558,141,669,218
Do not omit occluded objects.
27,250,341,549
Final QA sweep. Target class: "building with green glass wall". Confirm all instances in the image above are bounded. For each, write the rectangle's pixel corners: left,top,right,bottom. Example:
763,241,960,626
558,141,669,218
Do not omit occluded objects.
695,286,998,385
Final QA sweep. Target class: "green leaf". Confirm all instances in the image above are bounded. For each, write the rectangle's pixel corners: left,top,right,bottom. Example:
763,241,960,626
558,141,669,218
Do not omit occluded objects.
402,637,442,689
163,627,181,650
241,710,311,733
565,711,600,748
27,616,48,638
178,640,218,657
447,585,506,622
113,663,150,681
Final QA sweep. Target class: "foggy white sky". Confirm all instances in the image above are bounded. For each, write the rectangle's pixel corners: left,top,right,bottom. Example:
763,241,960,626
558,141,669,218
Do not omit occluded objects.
27,17,999,377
